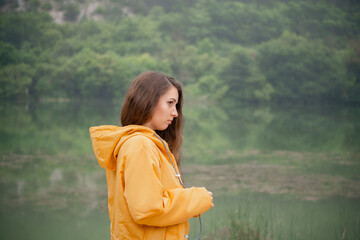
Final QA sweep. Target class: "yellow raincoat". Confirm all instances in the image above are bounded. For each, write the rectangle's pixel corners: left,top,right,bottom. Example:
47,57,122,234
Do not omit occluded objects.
89,125,212,240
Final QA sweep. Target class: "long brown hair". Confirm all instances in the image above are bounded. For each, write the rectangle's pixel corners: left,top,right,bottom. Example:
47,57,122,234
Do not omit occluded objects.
121,71,184,165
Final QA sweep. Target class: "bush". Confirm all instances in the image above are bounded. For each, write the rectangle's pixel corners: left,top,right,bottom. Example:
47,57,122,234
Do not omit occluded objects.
41,2,52,11
258,32,347,103
222,47,274,103
63,3,80,22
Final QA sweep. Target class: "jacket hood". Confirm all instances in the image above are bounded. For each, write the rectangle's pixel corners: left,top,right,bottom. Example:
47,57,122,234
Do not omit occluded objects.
89,125,171,171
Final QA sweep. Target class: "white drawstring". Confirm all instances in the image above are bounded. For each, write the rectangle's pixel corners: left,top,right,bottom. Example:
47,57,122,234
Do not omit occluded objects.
153,133,203,240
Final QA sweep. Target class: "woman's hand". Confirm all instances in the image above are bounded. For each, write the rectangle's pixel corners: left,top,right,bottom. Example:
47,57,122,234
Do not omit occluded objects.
208,191,214,207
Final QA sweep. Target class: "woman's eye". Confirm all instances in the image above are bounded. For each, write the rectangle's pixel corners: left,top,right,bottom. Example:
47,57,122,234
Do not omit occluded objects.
168,101,173,105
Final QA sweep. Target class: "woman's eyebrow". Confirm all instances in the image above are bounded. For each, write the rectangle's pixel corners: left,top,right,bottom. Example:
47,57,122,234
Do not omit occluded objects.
169,97,178,103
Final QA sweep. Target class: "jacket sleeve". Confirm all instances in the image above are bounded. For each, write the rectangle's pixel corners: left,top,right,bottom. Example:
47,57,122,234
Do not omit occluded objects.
122,136,212,227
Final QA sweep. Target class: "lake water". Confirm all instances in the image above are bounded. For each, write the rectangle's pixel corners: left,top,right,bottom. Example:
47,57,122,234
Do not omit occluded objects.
0,100,359,239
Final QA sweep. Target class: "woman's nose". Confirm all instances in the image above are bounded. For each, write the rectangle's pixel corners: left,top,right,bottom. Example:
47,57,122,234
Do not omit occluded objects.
171,108,178,117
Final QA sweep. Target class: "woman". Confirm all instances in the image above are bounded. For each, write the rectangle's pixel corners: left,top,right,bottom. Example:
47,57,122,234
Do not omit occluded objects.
89,71,214,240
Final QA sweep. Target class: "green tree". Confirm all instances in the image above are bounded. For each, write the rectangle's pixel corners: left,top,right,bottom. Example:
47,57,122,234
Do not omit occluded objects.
258,32,347,102
286,2,355,41
0,63,34,99
222,47,274,103
63,3,80,22
0,13,54,48
196,75,229,100
53,49,170,99
54,49,127,98
0,41,17,66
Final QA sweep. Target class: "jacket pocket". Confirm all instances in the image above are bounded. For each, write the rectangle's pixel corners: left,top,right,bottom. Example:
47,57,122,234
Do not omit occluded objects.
142,223,168,239
114,223,144,240
165,222,188,240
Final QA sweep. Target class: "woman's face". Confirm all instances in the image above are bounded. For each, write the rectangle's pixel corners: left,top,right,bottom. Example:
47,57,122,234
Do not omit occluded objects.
144,86,179,131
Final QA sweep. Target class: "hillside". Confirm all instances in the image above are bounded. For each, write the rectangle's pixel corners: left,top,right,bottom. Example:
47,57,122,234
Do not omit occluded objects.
1,0,359,104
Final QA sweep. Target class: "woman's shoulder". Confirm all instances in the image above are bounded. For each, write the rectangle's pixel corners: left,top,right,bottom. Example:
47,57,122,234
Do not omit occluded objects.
123,134,157,149
121,134,161,162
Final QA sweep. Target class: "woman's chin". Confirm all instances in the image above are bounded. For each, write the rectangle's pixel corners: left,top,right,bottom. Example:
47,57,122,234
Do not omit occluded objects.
158,125,169,131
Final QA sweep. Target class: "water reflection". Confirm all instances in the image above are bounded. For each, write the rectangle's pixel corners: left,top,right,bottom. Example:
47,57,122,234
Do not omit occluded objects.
1,101,359,202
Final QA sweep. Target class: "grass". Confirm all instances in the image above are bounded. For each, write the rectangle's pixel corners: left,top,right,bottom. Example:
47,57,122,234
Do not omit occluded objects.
204,206,280,240
187,192,360,240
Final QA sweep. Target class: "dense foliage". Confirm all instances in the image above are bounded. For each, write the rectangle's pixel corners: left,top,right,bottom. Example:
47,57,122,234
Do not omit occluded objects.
0,0,359,104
